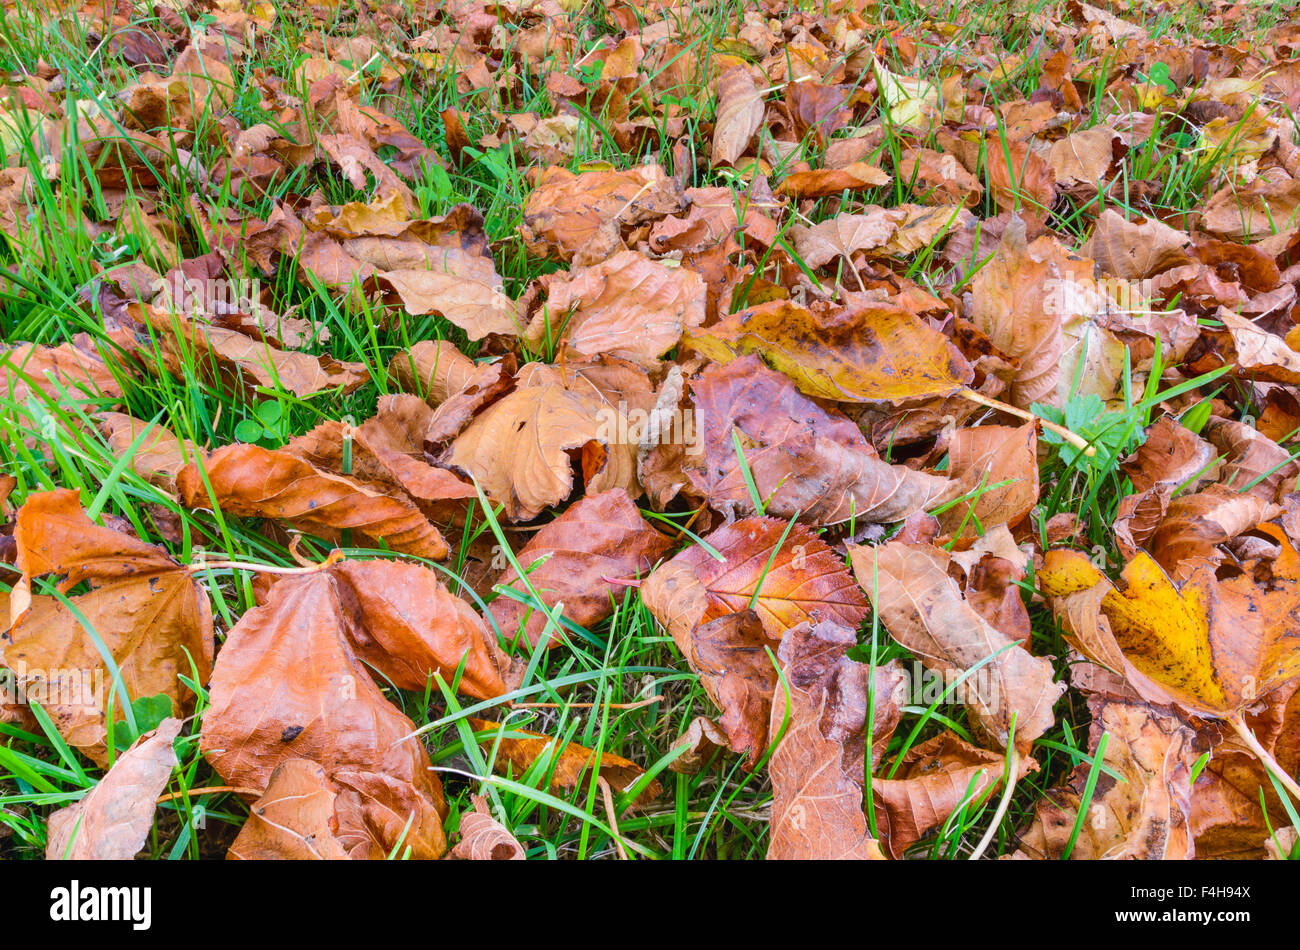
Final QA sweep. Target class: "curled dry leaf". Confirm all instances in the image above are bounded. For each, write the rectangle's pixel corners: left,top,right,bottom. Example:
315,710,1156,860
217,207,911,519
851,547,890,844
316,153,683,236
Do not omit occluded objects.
521,163,685,262
875,731,1028,858
851,539,1064,750
489,488,672,647
531,250,706,363
1016,698,1196,859
285,395,477,510
450,794,525,860
322,559,509,698
641,515,869,644
684,299,972,403
177,443,451,560
1120,416,1219,494
778,162,891,198
767,621,903,860
675,609,777,769
439,363,637,521
46,718,182,860
227,758,351,860
679,355,956,525
200,569,448,859
2,490,212,764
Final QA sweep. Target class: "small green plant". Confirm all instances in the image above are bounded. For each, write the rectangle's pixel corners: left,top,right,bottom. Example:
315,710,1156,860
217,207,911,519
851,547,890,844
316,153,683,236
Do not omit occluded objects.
233,400,289,446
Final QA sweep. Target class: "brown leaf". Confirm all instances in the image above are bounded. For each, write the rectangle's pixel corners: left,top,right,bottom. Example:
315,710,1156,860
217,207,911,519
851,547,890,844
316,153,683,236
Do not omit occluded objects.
285,395,477,510
199,570,448,859
94,412,198,495
851,539,1064,750
1081,208,1190,279
489,488,672,647
1121,416,1219,494
936,422,1039,540
1016,698,1196,859
46,718,182,859
0,341,123,404
322,559,509,698
778,162,890,198
711,66,764,167
1190,681,1300,858
468,717,661,805
679,355,955,525
177,444,451,560
521,163,685,262
968,216,1121,408
676,609,777,768
791,207,907,269
767,621,902,860
875,732,1024,858
370,268,521,341
439,363,637,521
2,490,213,764
387,340,477,406
450,794,525,860
899,148,983,207
641,515,869,643
226,758,351,860
530,250,706,363
136,305,367,399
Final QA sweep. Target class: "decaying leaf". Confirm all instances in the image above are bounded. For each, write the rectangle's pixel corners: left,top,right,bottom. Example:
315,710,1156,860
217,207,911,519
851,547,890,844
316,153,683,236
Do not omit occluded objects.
450,794,525,860
200,569,449,859
642,515,869,643
489,489,672,647
851,539,1064,750
3,490,212,764
46,718,182,860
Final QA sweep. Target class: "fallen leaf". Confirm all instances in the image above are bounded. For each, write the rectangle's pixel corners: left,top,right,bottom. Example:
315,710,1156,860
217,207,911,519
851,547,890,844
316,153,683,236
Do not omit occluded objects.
46,718,182,860
177,444,451,560
226,758,351,860
641,515,869,643
489,488,672,647
851,539,1064,750
200,569,448,859
3,490,212,763
450,794,525,860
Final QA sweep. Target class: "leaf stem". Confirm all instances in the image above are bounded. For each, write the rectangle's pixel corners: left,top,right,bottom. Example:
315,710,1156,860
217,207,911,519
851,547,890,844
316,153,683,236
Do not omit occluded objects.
1229,714,1300,802
957,388,1096,457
